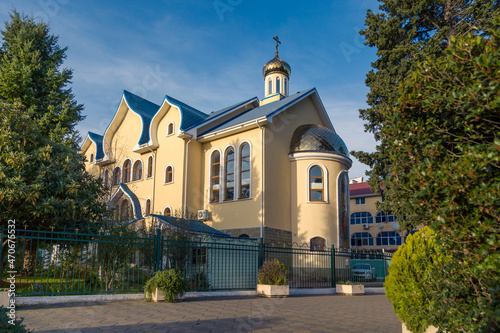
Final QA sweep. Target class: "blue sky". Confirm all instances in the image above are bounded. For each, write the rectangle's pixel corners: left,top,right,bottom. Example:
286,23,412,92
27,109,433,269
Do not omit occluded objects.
1,0,380,179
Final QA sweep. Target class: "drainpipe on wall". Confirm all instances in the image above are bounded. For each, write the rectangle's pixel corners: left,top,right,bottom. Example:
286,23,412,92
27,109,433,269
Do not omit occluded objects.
256,120,264,240
183,137,192,218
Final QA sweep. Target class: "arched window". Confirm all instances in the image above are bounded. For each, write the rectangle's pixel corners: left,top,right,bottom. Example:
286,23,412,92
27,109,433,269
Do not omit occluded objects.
239,234,249,238
210,151,220,202
239,144,250,198
167,122,174,136
113,167,121,186
133,160,142,181
276,77,280,94
284,78,288,95
351,232,374,246
147,156,153,178
376,231,401,246
268,78,272,95
103,169,109,187
120,200,131,220
123,160,131,183
309,166,324,201
89,153,94,163
375,211,397,223
225,147,235,200
145,199,151,217
163,207,171,216
310,236,326,251
165,165,173,183
350,212,373,224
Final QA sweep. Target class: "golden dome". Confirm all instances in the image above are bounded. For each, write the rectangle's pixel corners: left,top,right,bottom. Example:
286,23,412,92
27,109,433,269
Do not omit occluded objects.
263,56,291,77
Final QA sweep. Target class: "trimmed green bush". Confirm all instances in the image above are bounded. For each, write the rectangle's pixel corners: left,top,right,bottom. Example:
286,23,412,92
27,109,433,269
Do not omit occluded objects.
385,227,442,333
144,269,189,303
258,259,287,285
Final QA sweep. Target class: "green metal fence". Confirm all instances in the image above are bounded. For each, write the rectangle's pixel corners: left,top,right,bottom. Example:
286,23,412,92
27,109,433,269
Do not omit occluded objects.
0,227,392,296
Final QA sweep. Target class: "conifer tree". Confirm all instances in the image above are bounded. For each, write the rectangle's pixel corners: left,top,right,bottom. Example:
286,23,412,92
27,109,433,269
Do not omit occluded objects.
0,11,108,230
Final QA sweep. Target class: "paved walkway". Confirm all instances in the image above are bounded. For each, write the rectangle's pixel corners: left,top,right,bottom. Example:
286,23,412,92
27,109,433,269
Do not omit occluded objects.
17,295,401,333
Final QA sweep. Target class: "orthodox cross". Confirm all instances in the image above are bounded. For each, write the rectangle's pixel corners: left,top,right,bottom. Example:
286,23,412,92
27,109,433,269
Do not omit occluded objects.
273,35,281,56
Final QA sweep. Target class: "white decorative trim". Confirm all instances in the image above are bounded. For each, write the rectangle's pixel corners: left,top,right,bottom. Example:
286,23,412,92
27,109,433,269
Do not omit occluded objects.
306,163,329,203
222,144,236,201
131,158,143,181
289,152,352,168
237,140,252,200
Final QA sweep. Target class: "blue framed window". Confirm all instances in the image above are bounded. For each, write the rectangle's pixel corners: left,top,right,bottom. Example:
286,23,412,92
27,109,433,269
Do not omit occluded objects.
350,212,373,224
351,233,374,246
376,231,401,246
375,211,397,223
355,197,365,205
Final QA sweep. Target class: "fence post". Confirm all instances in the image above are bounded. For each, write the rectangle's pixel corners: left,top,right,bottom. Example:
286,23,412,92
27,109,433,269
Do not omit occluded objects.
331,244,336,289
258,238,264,268
154,228,162,272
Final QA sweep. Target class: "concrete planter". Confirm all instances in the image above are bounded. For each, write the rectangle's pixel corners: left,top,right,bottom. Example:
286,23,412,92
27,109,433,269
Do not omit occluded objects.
402,323,438,333
0,291,11,307
336,284,364,295
256,284,289,297
151,288,184,303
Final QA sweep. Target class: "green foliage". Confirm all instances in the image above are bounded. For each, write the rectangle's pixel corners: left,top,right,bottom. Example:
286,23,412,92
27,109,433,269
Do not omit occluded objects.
386,228,440,332
144,269,189,303
258,259,287,286
0,11,108,231
0,306,32,332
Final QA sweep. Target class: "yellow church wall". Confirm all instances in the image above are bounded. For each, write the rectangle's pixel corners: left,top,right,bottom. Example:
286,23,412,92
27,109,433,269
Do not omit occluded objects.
185,140,204,215
82,142,101,178
153,104,185,215
291,158,348,247
263,97,326,234
201,127,262,231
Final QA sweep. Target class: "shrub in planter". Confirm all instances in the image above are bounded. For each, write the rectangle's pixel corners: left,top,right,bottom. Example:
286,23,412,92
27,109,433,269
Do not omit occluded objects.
144,269,189,303
385,227,444,333
258,259,287,285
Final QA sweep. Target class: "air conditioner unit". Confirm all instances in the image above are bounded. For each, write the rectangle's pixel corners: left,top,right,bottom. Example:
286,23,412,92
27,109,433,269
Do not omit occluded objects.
362,224,369,229
197,210,209,220
378,223,383,228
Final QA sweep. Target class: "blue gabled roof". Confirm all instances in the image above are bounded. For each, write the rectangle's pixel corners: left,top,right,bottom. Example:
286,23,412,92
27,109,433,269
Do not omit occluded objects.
88,132,104,160
123,90,160,145
164,95,208,131
151,214,230,237
200,89,316,136
110,183,143,220
184,97,259,131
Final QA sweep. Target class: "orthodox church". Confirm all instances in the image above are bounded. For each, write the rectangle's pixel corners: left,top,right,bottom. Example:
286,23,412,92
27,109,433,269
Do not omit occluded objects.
82,38,352,248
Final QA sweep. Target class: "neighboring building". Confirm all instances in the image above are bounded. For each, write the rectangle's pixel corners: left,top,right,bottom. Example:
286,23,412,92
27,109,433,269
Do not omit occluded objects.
349,179,414,252
81,39,352,248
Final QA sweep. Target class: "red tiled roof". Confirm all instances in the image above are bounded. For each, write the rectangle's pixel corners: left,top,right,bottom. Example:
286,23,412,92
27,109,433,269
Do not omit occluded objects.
349,182,379,197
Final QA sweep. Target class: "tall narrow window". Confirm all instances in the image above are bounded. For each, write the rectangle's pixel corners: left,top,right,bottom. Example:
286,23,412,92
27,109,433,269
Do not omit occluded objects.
120,200,130,220
147,156,153,178
225,148,235,200
113,167,121,186
165,166,173,183
167,122,174,136
284,78,288,95
145,199,151,217
309,166,323,201
123,160,131,183
103,169,109,187
163,207,171,216
276,77,280,94
268,79,272,95
210,151,220,202
89,153,94,163
239,144,250,198
133,160,142,181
